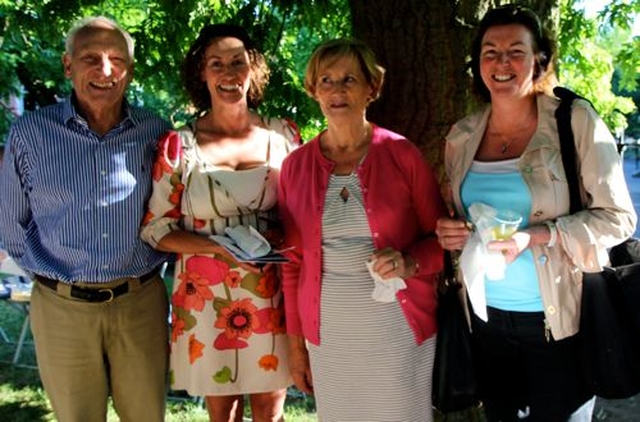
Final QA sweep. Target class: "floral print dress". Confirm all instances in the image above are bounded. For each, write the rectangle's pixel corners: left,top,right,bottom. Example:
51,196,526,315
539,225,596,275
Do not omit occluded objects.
141,118,299,396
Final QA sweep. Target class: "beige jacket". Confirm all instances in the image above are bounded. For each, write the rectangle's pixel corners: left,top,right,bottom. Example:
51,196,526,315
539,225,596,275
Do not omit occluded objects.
445,93,637,340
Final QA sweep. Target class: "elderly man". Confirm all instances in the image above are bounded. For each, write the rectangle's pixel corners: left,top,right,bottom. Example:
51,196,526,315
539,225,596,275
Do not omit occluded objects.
0,16,171,422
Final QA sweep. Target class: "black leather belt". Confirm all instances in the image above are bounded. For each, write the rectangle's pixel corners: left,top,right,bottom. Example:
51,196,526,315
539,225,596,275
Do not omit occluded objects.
35,268,160,303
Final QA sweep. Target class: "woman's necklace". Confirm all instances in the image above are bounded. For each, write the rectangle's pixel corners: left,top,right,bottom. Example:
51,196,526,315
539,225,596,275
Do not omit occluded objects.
488,114,537,155
321,123,371,173
321,123,371,202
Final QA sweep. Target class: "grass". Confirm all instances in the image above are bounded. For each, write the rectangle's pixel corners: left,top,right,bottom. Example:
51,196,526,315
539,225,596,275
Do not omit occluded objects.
0,298,319,422
0,298,482,422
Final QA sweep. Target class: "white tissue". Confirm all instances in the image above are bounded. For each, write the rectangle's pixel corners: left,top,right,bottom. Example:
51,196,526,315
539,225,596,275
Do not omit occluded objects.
468,202,507,281
366,260,407,303
459,232,489,321
210,225,271,260
460,202,520,321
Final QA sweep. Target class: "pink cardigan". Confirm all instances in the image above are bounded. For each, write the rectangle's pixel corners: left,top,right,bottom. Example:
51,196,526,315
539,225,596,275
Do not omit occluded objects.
278,125,445,345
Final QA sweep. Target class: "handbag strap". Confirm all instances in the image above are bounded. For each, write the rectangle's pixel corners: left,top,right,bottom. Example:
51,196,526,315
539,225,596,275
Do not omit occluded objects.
553,86,590,214
441,250,462,289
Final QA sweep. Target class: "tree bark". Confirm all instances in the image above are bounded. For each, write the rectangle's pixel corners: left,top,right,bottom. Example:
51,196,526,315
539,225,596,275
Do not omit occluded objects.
348,0,558,173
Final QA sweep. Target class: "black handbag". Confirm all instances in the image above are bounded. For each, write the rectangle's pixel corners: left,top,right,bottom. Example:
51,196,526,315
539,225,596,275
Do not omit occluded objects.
555,87,640,399
432,251,479,413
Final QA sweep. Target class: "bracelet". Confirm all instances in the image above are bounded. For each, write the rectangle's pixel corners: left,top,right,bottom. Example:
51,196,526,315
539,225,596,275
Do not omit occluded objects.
545,220,558,248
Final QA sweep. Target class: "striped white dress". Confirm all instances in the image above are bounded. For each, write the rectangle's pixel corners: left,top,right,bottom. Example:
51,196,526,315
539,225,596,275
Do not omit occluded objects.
308,173,436,422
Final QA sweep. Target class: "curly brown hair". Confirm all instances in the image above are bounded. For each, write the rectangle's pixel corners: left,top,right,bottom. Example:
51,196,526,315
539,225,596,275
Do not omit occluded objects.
181,23,270,112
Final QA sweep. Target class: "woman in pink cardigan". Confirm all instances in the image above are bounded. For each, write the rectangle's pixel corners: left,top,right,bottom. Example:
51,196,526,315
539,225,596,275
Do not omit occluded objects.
278,38,446,421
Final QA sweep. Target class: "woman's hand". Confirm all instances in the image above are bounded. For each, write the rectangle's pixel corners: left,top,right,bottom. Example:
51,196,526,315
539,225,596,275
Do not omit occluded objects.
288,335,313,394
486,224,551,264
370,247,417,280
436,217,472,251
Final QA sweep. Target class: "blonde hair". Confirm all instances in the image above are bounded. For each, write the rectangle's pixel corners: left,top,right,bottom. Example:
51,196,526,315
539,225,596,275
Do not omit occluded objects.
304,38,385,101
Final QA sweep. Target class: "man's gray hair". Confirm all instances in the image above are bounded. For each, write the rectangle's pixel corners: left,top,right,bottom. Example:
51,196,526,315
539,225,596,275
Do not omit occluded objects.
65,16,135,61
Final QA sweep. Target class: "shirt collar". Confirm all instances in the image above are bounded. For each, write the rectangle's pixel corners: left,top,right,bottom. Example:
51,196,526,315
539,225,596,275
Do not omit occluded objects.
62,92,137,129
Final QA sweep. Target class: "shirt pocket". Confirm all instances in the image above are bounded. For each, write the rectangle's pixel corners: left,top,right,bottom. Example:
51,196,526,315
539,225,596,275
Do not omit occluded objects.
524,146,569,218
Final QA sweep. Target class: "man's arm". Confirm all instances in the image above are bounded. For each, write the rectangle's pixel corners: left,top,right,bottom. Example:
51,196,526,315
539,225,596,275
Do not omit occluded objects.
0,126,32,263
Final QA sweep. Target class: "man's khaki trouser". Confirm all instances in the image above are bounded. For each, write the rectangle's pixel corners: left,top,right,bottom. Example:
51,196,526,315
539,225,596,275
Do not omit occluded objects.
30,275,169,422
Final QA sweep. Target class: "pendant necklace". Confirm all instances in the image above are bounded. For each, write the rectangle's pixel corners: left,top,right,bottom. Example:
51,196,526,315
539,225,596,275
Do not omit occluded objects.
340,186,349,203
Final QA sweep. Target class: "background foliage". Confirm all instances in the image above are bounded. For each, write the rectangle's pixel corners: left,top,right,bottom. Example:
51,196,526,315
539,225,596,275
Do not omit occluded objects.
0,0,638,143
558,0,640,139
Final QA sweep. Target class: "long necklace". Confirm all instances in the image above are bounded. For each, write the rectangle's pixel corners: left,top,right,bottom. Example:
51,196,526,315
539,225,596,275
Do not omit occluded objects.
322,124,371,202
488,115,537,155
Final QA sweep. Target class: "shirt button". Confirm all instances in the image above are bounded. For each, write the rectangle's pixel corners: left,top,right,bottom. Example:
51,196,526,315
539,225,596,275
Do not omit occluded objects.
373,232,379,238
547,305,556,315
102,233,109,239
101,170,107,176
533,210,543,217
523,166,533,173
102,264,109,270
100,200,108,207
538,255,548,264
401,299,407,304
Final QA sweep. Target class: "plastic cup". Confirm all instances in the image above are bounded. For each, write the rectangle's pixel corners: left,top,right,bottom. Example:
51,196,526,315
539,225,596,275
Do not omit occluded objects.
490,209,523,241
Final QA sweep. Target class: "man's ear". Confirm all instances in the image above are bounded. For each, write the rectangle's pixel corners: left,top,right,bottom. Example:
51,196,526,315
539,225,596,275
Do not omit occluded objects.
62,53,72,78
127,63,135,83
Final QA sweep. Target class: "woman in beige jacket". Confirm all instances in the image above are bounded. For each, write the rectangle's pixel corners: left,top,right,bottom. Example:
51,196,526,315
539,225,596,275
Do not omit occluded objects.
435,5,636,422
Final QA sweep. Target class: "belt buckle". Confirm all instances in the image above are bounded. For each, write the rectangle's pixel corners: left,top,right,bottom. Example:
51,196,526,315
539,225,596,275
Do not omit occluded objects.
98,288,114,303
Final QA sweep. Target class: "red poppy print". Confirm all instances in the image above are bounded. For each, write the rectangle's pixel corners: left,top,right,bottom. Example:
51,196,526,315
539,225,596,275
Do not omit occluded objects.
171,313,186,343
213,333,248,350
214,298,259,340
173,270,214,312
224,271,242,288
253,306,285,334
255,270,278,298
152,132,181,181
193,218,206,229
186,255,229,285
142,210,155,226
168,183,185,207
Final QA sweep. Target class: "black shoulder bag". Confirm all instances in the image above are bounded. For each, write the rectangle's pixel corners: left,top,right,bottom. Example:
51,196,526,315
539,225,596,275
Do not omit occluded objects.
554,86,640,399
432,251,479,412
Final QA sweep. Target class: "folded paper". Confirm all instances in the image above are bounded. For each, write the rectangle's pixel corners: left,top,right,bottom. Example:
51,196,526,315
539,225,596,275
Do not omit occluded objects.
210,225,289,263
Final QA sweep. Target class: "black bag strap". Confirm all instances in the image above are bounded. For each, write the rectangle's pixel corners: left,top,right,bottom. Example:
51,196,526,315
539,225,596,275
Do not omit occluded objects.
555,87,639,266
440,250,462,291
553,86,591,214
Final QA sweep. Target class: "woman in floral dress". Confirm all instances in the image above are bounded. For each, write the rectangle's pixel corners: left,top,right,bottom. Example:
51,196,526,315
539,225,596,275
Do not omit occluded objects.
141,23,299,422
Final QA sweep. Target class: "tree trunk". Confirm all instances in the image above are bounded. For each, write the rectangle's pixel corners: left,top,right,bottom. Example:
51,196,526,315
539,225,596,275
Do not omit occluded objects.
348,0,558,174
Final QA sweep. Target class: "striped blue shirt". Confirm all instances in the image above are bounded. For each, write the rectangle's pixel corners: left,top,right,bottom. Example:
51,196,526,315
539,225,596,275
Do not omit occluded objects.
0,95,172,283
